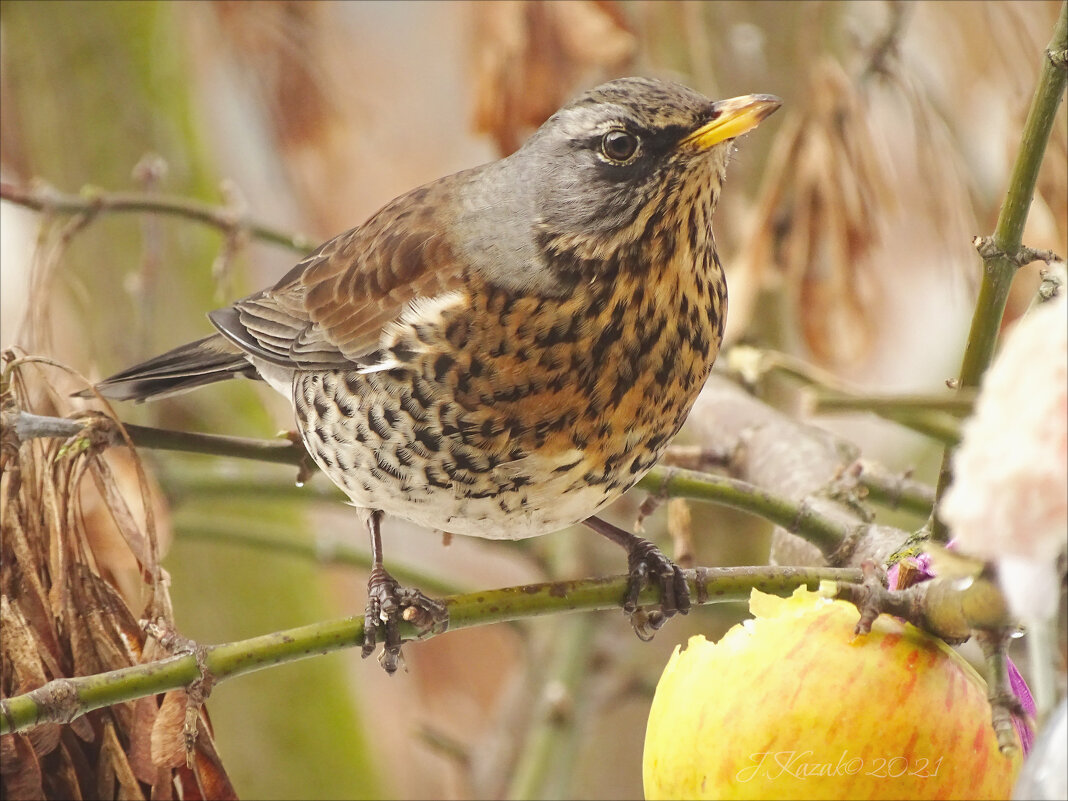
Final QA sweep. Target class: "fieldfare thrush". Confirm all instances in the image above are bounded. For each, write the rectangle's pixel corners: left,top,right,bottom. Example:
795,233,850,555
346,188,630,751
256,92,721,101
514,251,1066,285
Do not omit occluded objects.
89,77,780,672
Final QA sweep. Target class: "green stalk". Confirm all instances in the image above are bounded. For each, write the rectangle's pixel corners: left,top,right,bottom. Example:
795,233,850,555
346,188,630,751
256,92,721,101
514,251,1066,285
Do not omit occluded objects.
1,566,861,736
932,3,1068,540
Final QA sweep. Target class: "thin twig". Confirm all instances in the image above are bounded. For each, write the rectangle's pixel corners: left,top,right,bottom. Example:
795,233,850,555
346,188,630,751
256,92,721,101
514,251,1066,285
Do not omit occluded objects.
803,390,974,417
729,345,974,443
0,180,317,254
807,395,963,445
176,522,465,597
9,409,857,557
9,410,306,467
852,459,935,517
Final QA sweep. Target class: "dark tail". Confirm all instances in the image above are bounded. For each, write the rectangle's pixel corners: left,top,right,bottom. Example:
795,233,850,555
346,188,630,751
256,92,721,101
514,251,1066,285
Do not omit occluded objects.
80,334,258,402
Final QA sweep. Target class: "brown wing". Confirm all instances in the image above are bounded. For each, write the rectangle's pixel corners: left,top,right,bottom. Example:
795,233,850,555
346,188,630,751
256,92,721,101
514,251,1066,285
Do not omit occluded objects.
210,177,468,369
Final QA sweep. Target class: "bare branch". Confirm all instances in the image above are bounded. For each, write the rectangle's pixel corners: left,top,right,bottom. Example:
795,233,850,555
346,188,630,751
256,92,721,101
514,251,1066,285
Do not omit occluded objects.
0,180,316,254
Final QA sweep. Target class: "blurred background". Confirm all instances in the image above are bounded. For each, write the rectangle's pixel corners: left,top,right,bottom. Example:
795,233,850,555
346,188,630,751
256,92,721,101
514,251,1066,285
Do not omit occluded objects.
1,1,1064,798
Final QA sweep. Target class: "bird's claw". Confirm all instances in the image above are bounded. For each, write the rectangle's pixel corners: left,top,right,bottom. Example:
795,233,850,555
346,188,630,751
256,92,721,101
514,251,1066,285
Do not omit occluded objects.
362,567,448,674
623,538,690,640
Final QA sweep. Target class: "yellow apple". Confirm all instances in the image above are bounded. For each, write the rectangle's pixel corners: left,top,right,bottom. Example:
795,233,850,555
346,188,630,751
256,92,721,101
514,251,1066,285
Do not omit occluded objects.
643,586,1020,799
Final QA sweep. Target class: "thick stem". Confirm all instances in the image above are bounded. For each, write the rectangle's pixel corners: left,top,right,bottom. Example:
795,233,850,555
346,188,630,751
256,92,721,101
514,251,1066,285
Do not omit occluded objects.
0,566,862,736
932,3,1068,540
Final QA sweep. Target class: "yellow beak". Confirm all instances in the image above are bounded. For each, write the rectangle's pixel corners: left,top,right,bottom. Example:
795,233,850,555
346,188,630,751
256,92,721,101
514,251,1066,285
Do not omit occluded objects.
682,94,782,150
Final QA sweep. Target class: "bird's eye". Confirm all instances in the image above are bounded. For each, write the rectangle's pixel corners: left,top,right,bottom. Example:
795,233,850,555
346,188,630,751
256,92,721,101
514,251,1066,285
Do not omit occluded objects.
600,130,639,163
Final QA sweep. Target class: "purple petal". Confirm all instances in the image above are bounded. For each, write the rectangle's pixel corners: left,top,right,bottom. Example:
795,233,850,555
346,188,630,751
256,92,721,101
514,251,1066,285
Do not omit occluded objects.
1008,657,1036,754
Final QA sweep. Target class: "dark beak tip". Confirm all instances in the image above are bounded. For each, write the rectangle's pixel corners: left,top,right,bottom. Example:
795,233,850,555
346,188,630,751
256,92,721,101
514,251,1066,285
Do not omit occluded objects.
746,94,783,117
707,93,783,121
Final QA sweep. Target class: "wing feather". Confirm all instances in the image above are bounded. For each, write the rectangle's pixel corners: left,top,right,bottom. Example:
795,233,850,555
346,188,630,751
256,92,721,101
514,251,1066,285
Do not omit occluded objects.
210,173,471,369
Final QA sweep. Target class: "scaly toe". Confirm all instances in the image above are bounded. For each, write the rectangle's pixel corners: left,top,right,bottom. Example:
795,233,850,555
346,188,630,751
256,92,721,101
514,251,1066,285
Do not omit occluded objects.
362,568,449,673
623,538,691,638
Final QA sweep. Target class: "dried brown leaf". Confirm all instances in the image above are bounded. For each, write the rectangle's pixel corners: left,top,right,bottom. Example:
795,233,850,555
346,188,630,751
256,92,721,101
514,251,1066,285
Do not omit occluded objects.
98,719,146,801
1,355,232,799
128,696,161,785
150,691,188,770
150,684,236,798
1,595,49,692
181,725,239,801
735,58,891,366
471,0,636,155
53,731,88,800
81,448,171,612
2,522,65,679
0,598,62,756
150,765,176,801
73,565,147,672
0,733,44,800
87,455,155,585
0,732,18,770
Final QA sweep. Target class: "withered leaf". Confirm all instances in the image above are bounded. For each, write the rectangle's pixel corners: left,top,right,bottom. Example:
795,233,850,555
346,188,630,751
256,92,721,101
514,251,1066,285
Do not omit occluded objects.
737,58,890,366
0,734,44,801
471,0,636,155
97,719,146,801
182,728,239,801
128,696,161,785
150,691,189,770
2,357,233,800
52,731,89,801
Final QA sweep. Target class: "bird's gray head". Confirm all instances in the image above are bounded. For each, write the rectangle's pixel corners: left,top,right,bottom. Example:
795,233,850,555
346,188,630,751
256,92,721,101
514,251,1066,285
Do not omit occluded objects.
526,78,732,244
459,77,780,293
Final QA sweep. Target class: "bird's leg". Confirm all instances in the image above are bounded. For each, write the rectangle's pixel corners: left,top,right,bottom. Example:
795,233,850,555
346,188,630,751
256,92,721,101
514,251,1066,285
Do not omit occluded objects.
584,515,691,641
362,510,449,674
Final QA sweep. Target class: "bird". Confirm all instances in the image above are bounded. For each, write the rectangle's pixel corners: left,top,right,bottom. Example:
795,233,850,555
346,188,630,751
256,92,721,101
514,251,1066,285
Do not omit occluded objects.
88,77,780,673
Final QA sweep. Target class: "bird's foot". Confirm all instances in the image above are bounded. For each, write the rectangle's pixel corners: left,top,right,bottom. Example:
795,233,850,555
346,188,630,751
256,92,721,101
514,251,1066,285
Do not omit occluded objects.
622,537,691,641
362,566,449,674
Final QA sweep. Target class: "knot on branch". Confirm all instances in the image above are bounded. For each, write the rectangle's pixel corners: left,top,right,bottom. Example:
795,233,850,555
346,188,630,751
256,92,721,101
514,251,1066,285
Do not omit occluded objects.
25,678,82,726
825,523,866,567
972,236,1065,269
143,618,215,767
1038,266,1065,301
69,410,124,455
824,460,875,523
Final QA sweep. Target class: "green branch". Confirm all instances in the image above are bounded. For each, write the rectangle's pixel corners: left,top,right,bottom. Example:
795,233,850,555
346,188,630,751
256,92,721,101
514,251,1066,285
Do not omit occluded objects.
804,391,974,417
0,566,862,736
932,3,1068,540
637,466,850,555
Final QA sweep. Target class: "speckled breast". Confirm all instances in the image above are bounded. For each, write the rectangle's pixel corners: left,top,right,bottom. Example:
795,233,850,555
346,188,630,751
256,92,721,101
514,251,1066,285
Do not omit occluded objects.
293,255,725,540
